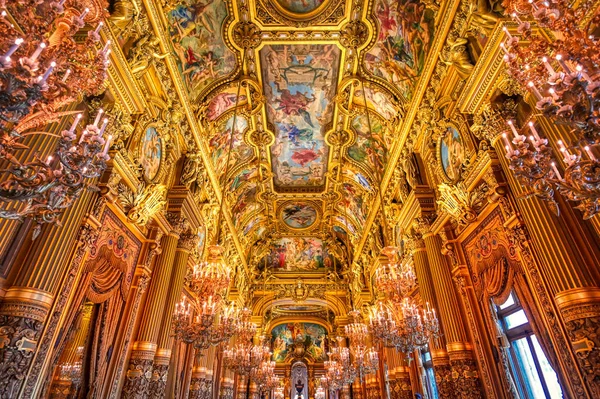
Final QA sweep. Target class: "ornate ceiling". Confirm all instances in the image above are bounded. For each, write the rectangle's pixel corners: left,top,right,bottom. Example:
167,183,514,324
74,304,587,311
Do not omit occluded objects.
165,0,440,276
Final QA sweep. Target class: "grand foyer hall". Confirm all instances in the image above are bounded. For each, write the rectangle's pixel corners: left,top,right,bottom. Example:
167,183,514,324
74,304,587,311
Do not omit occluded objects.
1,0,600,398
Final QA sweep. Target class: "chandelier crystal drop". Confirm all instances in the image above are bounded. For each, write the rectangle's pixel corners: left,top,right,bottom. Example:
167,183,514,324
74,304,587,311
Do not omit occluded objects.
499,1,600,218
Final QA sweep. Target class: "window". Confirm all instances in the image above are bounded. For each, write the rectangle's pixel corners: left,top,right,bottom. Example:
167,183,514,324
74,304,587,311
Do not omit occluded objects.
496,292,563,399
420,350,439,399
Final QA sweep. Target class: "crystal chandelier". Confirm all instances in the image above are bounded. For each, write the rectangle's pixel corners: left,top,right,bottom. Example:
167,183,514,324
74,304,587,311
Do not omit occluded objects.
222,310,269,376
315,386,326,399
0,109,112,237
345,310,379,379
274,386,284,399
375,251,416,302
172,296,237,351
383,298,440,361
499,1,600,218
322,337,357,392
0,1,111,231
190,245,233,301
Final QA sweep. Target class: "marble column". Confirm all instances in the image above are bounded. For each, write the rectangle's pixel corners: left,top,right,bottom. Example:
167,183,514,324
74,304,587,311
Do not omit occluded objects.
121,214,186,398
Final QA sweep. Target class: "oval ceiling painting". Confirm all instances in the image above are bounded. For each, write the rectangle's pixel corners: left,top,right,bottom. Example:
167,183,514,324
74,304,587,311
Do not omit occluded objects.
281,202,318,229
274,0,326,15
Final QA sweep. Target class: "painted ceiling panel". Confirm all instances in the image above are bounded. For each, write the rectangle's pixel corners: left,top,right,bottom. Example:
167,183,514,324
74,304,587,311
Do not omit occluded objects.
347,114,389,176
260,44,340,190
168,0,235,99
365,0,435,101
208,115,253,180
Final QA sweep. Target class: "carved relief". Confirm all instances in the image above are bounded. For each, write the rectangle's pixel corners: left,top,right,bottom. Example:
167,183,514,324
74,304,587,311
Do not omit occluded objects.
122,357,154,399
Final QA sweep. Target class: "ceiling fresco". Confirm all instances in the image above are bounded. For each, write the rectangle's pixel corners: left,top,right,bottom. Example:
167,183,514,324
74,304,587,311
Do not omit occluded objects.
167,0,236,99
365,0,436,101
167,0,438,276
260,44,340,190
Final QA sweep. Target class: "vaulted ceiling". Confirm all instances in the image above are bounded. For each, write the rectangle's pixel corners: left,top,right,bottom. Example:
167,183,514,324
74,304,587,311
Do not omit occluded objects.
165,0,435,272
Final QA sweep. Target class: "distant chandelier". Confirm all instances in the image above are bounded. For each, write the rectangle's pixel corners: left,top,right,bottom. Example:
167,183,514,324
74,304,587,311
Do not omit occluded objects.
499,1,600,218
274,386,284,399
253,352,280,394
375,249,416,302
172,296,237,351
345,310,379,379
315,386,326,399
222,310,269,376
0,0,111,232
190,245,233,301
369,298,439,362
322,337,355,392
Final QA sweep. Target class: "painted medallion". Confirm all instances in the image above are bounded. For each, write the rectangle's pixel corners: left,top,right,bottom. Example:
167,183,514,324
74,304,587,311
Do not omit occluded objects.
274,0,325,14
440,127,465,181
140,126,162,181
281,203,318,229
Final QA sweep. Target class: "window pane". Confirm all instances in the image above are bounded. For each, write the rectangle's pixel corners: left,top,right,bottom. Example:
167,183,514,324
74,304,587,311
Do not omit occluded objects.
505,309,528,329
424,367,439,399
531,335,563,399
512,337,547,398
499,293,516,310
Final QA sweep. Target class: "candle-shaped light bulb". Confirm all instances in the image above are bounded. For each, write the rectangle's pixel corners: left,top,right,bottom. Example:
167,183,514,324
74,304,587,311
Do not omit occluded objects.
68,114,82,134
503,26,513,40
584,146,596,161
555,54,572,74
78,8,89,23
30,42,46,62
101,40,111,56
47,155,53,163
500,42,510,55
102,135,112,156
79,129,88,144
542,56,555,75
93,108,104,127
4,38,24,59
507,120,520,138
528,81,542,100
550,162,562,180
93,21,103,35
502,133,513,151
98,118,109,136
528,121,541,140
61,68,71,83
40,61,56,84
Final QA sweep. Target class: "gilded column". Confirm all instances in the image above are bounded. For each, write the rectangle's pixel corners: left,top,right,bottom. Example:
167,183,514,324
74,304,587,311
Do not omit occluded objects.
393,352,412,399
414,217,482,398
150,230,196,399
476,104,600,397
122,213,186,398
405,233,453,398
0,185,98,398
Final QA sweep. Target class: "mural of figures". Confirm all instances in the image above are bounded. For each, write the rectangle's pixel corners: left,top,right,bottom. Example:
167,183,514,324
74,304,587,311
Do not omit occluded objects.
271,323,328,363
260,44,340,188
167,0,236,98
140,126,162,181
440,127,465,181
339,182,368,226
206,91,247,121
335,215,357,235
365,0,435,100
281,203,318,229
209,116,252,177
275,0,325,14
231,183,259,227
344,169,372,191
348,114,388,175
353,86,397,120
260,237,334,271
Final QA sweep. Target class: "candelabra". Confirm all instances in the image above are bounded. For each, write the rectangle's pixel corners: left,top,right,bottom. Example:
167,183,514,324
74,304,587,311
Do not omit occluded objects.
374,257,416,302
222,310,268,376
172,296,237,351
386,297,440,362
345,310,379,379
315,386,326,399
0,109,111,237
322,337,356,392
274,386,284,399
502,118,600,218
499,1,600,218
190,245,233,301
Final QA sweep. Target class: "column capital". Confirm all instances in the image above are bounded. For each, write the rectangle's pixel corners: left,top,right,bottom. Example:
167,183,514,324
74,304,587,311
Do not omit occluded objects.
177,231,199,252
165,212,189,237
412,215,434,238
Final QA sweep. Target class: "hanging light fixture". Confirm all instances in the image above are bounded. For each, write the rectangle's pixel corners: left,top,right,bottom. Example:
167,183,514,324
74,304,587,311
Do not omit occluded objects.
190,245,233,301
498,1,600,218
222,309,268,376
374,255,416,302
345,310,379,379
172,296,237,351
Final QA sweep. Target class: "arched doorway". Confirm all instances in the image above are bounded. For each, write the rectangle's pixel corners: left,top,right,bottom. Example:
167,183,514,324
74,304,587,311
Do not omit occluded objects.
290,362,308,399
